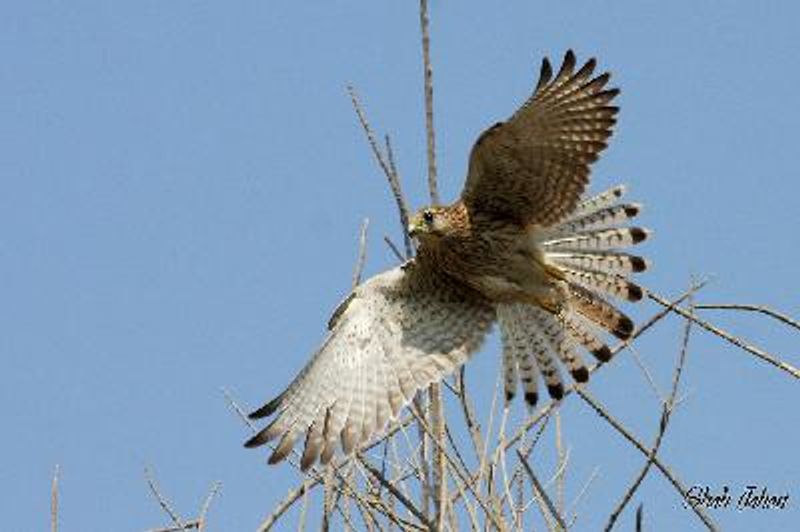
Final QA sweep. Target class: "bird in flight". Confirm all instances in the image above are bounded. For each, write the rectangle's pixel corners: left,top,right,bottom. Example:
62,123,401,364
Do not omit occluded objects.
245,50,650,470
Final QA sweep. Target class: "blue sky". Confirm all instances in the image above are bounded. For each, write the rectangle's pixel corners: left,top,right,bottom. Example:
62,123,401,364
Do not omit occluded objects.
3,1,798,530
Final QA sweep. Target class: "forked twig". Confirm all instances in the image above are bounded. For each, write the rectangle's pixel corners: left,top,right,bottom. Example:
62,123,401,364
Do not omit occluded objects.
347,86,413,258
145,467,187,531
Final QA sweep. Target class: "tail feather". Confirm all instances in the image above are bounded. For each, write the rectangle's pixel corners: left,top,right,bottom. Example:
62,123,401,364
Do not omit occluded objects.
543,227,651,252
531,308,589,384
563,185,626,221
542,203,641,240
567,283,635,341
562,312,613,362
499,319,521,403
562,269,644,302
548,252,649,274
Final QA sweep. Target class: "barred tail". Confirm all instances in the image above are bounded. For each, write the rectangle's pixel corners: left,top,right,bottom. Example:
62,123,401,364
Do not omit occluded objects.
546,184,650,343
496,185,650,409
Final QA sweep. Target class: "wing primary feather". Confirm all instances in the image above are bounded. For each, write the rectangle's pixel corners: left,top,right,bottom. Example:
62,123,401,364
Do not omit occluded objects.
247,394,284,420
536,57,553,91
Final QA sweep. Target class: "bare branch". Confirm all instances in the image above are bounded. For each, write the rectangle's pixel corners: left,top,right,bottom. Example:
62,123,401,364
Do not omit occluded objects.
419,0,439,204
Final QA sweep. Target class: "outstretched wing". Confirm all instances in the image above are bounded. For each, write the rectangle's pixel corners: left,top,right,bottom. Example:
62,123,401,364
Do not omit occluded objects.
460,50,619,227
245,260,495,470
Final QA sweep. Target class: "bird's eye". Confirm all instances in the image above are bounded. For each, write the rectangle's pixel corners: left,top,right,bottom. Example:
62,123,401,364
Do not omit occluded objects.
423,210,434,224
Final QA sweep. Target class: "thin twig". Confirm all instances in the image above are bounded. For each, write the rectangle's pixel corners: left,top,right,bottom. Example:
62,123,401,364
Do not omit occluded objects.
385,135,413,258
604,291,696,531
347,86,413,258
695,303,800,332
456,368,485,463
198,481,222,532
260,482,317,531
567,467,599,528
360,457,434,530
648,291,800,379
145,467,187,531
383,235,406,263
51,464,60,532
352,218,370,289
410,405,506,531
222,387,257,431
576,389,718,531
554,412,565,516
516,450,568,531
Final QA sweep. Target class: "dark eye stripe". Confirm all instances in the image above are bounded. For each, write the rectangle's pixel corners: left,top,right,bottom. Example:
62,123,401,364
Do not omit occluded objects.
423,211,434,223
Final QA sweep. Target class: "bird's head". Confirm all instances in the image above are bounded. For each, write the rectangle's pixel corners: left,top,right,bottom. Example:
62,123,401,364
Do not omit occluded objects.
408,206,452,241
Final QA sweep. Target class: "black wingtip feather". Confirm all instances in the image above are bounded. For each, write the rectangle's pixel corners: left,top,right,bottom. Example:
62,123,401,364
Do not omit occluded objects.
244,430,268,449
575,57,597,80
505,390,516,403
564,49,576,67
537,57,553,91
248,393,285,420
556,50,576,80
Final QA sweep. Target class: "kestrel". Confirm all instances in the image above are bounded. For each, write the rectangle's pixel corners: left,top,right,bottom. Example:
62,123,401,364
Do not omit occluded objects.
246,50,650,470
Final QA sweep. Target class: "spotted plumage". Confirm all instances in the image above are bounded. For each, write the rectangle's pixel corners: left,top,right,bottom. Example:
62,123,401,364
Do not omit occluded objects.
246,50,650,468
